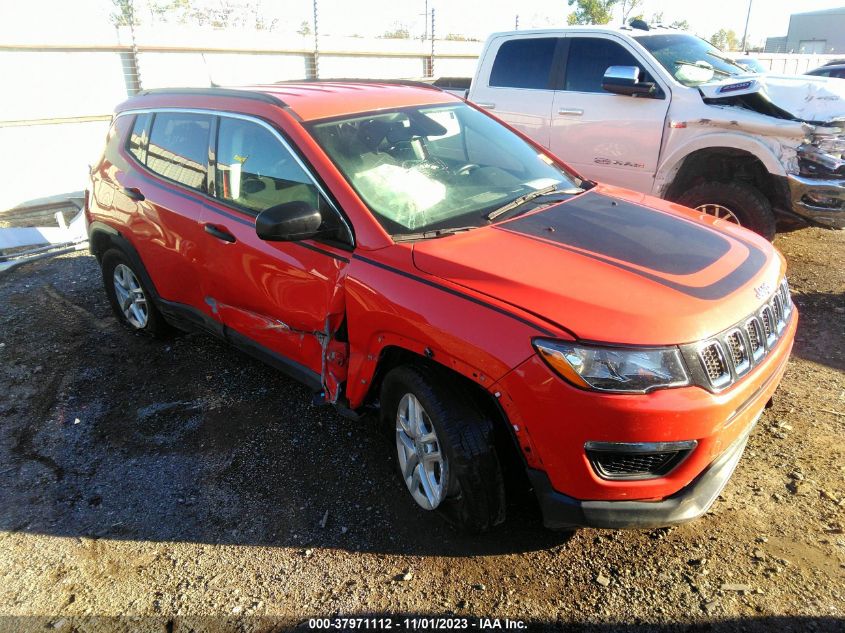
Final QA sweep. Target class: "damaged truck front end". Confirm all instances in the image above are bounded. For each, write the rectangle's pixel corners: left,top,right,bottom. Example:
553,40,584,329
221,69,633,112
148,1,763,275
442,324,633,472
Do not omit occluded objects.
792,123,845,228
699,77,845,229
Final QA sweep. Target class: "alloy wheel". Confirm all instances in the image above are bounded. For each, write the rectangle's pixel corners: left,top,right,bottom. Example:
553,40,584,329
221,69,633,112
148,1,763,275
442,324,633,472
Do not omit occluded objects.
395,393,448,510
113,263,149,329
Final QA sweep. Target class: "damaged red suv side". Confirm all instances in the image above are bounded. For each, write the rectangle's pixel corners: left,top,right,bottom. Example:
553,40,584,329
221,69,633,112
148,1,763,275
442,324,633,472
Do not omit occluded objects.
86,82,796,532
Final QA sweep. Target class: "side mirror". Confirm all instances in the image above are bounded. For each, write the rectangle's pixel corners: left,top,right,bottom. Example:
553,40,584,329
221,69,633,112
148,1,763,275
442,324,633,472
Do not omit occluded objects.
256,201,322,242
602,66,657,97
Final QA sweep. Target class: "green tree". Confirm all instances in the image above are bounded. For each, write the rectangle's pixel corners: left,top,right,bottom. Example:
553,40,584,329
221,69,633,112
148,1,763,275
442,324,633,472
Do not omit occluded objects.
109,0,140,26
297,20,311,36
566,0,619,25
381,24,411,39
620,0,643,24
710,28,740,51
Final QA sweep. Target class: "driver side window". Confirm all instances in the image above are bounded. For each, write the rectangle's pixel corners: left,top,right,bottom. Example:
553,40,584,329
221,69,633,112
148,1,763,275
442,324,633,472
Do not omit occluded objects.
215,117,348,242
564,37,657,93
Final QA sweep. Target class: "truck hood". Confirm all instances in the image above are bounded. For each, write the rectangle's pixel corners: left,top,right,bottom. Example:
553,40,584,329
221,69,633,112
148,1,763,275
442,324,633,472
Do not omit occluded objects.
699,73,845,124
412,187,783,346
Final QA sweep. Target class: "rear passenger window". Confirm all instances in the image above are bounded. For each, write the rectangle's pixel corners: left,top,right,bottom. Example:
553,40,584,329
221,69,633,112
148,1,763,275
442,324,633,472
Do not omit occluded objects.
489,38,558,89
146,113,212,191
565,37,654,93
215,117,321,214
128,113,151,163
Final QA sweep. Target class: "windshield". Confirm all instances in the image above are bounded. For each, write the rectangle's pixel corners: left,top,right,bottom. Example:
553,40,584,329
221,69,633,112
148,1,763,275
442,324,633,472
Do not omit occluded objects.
308,103,580,236
635,34,749,87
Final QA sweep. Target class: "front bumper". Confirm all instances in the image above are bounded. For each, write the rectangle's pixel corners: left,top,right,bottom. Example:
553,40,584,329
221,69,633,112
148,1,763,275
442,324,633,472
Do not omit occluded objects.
528,416,757,529
787,173,845,229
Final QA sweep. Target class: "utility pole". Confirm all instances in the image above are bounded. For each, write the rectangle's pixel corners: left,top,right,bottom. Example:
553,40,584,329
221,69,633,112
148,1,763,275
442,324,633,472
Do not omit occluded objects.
421,0,429,41
312,0,319,79
741,0,753,53
515,14,519,30
430,7,435,77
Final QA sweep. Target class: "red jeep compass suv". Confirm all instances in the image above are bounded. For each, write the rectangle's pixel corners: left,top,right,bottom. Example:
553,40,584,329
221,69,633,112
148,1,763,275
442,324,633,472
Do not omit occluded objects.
86,82,796,532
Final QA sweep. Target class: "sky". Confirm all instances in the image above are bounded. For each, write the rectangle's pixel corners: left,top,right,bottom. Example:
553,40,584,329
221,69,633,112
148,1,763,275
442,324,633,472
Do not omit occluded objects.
2,0,845,46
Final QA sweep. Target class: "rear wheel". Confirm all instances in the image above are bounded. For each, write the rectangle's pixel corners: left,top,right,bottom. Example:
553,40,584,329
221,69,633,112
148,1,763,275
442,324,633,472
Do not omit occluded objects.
381,365,506,533
101,249,169,336
675,181,776,241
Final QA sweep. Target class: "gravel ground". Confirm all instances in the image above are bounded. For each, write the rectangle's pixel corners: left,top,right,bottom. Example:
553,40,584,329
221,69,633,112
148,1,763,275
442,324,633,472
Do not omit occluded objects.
0,227,842,633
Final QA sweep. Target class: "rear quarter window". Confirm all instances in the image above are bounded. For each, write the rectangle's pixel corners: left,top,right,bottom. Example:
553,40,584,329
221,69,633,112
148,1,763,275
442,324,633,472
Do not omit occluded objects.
489,38,558,89
146,112,212,191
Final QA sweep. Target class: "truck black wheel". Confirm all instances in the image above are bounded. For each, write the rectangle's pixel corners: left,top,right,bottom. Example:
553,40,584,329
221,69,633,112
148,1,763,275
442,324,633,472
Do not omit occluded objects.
381,364,506,533
675,181,776,241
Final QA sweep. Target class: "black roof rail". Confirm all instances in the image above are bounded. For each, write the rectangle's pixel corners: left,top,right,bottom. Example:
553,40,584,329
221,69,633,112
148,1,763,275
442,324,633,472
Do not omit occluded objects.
137,87,291,108
271,77,447,92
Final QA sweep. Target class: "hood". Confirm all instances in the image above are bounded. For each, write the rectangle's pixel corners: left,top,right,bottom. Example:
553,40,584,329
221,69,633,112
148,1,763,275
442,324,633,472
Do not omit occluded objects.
699,73,845,124
412,187,783,346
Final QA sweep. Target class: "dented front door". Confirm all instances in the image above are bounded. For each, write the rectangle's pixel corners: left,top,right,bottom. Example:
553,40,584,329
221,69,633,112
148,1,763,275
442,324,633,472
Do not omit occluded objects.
199,114,350,399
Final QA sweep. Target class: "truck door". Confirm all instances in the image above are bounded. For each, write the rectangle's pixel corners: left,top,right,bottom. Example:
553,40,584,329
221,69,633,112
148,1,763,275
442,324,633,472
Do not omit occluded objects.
469,35,563,148
550,34,670,193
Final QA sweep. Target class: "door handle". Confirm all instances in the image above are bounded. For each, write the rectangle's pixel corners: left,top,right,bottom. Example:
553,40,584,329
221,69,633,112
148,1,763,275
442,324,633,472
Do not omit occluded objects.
122,186,145,201
204,223,237,243
475,102,496,110
557,108,584,116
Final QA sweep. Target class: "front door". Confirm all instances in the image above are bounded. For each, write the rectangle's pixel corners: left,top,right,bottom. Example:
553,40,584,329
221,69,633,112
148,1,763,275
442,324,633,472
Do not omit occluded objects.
199,115,353,395
550,34,671,194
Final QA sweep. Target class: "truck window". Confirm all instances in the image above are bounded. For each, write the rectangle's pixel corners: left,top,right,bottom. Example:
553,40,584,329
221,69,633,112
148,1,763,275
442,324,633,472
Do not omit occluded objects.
564,37,651,93
489,38,558,89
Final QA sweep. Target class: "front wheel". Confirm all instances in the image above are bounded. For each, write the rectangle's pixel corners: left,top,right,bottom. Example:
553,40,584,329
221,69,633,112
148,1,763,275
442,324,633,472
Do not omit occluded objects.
381,365,506,533
674,181,776,241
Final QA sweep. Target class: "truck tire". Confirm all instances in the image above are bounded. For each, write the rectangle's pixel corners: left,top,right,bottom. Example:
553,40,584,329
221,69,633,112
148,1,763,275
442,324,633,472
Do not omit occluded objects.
381,364,506,533
675,181,776,241
101,248,170,336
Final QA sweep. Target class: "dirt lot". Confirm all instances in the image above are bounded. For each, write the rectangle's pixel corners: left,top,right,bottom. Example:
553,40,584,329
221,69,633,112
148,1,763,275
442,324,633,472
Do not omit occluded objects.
0,227,843,632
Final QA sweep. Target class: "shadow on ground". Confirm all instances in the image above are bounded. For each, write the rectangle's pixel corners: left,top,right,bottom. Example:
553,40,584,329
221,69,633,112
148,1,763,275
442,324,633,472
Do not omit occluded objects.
0,254,572,557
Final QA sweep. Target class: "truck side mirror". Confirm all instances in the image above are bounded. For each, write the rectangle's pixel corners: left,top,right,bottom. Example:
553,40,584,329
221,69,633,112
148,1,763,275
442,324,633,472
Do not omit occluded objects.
602,66,657,97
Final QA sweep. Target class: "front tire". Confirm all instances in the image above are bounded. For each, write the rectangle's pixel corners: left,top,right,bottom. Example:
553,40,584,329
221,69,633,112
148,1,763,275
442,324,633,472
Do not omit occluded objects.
381,365,506,533
101,248,169,336
675,181,776,241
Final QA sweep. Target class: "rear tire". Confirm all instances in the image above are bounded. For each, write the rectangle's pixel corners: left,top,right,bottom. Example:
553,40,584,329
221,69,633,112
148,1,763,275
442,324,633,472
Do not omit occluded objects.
101,248,169,336
675,181,776,241
381,364,506,533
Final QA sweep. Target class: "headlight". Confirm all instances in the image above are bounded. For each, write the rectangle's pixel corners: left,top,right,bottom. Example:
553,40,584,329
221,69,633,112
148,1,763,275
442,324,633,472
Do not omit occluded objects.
533,339,690,393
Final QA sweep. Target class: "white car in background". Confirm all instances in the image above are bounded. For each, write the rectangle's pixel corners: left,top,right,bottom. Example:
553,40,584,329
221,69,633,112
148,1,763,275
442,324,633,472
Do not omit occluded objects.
467,25,845,239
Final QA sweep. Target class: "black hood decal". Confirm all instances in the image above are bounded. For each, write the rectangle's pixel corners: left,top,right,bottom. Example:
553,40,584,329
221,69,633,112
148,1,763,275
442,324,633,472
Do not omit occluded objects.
498,192,767,301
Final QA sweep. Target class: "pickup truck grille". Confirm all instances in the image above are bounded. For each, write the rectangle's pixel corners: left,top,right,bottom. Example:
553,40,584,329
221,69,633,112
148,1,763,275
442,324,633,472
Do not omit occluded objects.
684,279,793,392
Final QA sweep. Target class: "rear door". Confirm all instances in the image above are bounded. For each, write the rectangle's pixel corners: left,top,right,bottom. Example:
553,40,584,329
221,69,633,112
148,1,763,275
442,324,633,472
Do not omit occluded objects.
470,35,563,147
199,114,353,394
550,34,670,193
115,111,213,313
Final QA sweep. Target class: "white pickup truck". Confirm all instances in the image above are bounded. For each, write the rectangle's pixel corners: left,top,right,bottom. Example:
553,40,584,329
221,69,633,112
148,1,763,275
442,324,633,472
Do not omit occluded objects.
467,25,845,239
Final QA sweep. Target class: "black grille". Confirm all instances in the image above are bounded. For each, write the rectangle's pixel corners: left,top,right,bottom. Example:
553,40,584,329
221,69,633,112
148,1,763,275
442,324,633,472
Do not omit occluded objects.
700,343,729,383
587,450,688,479
760,306,774,339
772,294,784,325
725,331,746,367
746,319,762,354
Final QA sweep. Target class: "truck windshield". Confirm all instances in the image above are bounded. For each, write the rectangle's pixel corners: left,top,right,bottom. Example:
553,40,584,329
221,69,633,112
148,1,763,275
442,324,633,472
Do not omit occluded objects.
634,34,748,87
307,103,580,237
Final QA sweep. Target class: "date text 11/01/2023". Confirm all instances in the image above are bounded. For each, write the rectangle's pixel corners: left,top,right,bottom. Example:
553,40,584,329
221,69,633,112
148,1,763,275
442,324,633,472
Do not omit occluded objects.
307,617,528,629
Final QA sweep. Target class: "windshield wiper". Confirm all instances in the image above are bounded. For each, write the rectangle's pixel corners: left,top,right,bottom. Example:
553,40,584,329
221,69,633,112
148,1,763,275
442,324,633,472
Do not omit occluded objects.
392,226,478,243
484,185,563,222
674,59,732,76
705,51,747,71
